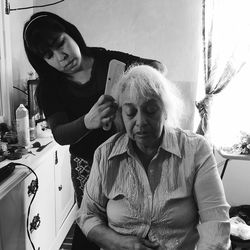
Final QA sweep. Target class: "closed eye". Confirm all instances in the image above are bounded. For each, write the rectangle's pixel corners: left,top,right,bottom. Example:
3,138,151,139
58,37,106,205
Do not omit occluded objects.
123,104,137,118
43,50,53,60
125,108,137,118
43,39,64,60
56,39,64,49
146,105,159,115
113,194,125,200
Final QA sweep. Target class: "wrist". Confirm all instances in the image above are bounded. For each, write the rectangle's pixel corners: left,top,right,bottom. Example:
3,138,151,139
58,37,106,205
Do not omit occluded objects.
83,115,90,130
110,234,124,250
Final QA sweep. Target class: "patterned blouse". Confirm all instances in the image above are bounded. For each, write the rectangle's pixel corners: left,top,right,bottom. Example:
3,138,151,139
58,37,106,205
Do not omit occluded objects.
77,126,231,250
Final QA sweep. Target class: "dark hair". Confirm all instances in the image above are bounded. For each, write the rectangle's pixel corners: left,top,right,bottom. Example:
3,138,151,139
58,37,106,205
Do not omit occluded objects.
23,12,92,111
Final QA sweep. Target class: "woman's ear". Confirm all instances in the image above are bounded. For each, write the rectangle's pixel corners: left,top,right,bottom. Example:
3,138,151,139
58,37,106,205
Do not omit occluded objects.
114,108,125,132
163,110,168,120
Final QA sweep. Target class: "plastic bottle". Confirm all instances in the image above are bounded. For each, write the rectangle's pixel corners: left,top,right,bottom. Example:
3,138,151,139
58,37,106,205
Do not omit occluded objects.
16,104,30,147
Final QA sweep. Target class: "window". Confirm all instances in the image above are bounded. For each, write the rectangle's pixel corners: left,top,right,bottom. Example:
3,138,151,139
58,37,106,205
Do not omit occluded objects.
197,0,250,148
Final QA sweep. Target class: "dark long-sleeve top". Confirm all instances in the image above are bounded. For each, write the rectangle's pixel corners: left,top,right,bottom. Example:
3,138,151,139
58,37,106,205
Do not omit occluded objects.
40,47,164,160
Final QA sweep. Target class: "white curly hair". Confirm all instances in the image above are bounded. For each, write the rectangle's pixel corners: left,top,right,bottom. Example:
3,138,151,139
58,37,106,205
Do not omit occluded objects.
112,64,183,131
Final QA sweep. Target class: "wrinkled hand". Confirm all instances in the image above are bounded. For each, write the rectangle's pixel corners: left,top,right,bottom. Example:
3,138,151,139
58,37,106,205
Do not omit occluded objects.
114,235,160,250
84,95,118,130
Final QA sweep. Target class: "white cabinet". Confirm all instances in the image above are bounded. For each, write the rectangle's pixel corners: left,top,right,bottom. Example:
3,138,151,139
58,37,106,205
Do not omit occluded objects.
23,148,56,250
54,147,74,233
0,140,77,250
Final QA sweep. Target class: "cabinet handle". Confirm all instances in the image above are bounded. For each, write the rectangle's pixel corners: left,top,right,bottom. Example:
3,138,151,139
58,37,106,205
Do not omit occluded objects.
30,214,41,233
58,185,63,191
27,179,38,197
55,150,58,165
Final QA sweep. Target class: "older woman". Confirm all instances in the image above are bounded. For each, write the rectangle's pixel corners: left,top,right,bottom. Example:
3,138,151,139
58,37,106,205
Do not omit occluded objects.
77,65,231,250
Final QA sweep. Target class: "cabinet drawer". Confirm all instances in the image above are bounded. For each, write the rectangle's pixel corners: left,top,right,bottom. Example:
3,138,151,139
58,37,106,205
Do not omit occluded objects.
0,182,26,250
23,150,56,250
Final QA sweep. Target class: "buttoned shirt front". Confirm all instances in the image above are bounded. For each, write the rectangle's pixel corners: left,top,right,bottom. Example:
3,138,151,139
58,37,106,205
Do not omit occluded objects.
77,126,230,250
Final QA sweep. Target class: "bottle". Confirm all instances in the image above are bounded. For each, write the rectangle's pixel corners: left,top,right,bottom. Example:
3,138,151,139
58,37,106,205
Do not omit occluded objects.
16,104,30,147
29,115,37,141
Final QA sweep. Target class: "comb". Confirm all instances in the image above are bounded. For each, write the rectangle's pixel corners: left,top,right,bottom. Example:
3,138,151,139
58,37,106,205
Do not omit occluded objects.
103,59,126,131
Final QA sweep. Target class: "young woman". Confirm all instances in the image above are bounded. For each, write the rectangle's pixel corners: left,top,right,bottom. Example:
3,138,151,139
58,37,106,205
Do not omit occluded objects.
23,11,166,249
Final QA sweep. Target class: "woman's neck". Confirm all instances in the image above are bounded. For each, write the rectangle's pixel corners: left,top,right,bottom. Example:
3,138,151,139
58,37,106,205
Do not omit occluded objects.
69,56,94,84
132,141,160,170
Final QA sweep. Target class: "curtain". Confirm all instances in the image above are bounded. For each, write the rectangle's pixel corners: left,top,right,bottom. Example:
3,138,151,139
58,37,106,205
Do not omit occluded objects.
196,0,249,140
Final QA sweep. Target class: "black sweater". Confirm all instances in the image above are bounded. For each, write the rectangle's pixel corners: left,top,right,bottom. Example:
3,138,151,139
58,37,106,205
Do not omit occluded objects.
41,47,163,160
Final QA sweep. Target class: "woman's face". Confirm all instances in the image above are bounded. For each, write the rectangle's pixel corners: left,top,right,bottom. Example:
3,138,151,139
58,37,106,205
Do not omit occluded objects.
43,32,83,74
120,89,166,150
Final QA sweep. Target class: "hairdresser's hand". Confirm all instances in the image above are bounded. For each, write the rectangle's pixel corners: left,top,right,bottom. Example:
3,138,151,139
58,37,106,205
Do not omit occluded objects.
84,95,118,130
113,235,160,250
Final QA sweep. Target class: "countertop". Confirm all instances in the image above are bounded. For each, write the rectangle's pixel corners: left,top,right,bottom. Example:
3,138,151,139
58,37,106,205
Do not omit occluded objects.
219,149,250,161
0,136,57,200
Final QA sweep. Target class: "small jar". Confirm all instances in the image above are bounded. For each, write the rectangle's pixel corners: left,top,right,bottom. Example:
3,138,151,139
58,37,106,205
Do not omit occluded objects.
29,116,37,141
4,131,18,144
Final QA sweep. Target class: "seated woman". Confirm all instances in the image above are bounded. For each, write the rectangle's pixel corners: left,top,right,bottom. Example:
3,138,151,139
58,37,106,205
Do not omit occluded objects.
76,65,231,250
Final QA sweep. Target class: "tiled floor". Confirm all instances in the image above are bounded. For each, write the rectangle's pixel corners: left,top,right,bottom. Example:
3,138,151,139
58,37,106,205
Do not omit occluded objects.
59,222,75,250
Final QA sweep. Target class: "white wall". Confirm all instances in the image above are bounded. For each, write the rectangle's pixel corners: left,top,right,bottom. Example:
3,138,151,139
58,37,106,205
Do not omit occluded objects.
223,160,250,206
34,0,202,130
3,0,203,130
7,0,35,122
216,152,250,206
35,0,201,83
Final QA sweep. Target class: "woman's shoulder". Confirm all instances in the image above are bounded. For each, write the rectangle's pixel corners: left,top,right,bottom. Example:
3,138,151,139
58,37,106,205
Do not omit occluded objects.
173,127,202,138
90,47,138,63
164,127,213,161
89,47,112,65
89,47,107,57
98,132,126,148
95,132,127,155
170,127,210,148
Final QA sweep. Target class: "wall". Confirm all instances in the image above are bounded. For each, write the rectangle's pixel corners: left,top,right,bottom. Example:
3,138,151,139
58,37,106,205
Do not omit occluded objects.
7,0,35,122
2,0,203,130
35,0,201,82
34,0,202,130
215,152,250,206
223,161,250,206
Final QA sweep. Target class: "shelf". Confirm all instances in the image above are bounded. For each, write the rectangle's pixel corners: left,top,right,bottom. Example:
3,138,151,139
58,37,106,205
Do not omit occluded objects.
219,150,250,161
